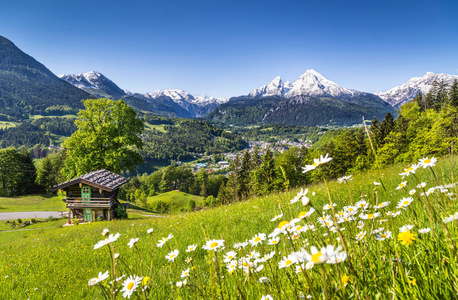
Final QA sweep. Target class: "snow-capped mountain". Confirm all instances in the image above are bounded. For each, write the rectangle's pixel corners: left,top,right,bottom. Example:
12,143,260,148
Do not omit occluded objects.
249,76,293,97
142,89,227,106
58,71,126,98
249,69,360,99
140,89,228,117
375,72,458,107
60,72,228,118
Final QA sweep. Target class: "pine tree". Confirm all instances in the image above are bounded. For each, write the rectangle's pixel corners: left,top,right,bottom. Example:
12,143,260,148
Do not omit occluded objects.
378,112,395,145
254,147,276,194
238,151,252,199
449,80,458,107
413,92,424,111
217,182,228,204
226,156,241,202
36,156,56,193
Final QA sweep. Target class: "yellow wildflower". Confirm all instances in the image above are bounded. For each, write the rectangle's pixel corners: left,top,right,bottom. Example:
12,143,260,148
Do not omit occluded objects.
342,274,350,286
398,231,416,246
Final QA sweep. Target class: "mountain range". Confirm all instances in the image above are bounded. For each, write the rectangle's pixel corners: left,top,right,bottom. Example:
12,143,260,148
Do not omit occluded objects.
0,35,456,126
375,72,458,106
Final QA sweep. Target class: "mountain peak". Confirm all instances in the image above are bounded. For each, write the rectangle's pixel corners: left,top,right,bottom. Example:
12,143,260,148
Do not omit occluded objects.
59,71,126,98
249,69,357,99
375,72,458,106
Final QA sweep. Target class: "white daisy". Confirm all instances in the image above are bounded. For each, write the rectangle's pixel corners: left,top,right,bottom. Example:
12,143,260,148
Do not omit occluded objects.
88,270,109,286
121,275,142,298
165,249,179,262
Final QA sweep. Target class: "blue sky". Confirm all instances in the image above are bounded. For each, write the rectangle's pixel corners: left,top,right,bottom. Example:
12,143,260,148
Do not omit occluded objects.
1,0,457,97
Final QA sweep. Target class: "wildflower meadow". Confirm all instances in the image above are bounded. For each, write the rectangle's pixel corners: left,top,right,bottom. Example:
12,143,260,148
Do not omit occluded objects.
1,155,458,299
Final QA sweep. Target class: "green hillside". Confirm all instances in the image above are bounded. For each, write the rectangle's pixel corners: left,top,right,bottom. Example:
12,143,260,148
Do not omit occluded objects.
0,36,92,119
0,155,457,298
146,190,204,213
206,94,396,126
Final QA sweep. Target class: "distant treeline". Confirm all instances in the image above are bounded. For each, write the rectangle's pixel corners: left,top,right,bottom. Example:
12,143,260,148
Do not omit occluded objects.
0,117,76,149
234,124,325,143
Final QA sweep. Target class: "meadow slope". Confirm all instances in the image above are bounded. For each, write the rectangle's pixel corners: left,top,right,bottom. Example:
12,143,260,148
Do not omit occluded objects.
0,156,457,299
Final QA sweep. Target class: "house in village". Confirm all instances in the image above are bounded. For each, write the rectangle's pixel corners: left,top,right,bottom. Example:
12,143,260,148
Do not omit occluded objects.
218,161,230,169
51,169,128,223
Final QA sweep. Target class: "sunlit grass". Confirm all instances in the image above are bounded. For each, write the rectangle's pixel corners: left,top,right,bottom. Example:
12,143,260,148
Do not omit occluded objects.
0,155,457,299
0,194,66,212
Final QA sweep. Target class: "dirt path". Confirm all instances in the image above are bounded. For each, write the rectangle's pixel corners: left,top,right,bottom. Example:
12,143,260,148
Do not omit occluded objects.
0,211,66,221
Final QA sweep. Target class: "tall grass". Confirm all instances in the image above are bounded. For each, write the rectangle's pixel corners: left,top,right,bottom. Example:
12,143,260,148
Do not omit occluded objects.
0,155,457,299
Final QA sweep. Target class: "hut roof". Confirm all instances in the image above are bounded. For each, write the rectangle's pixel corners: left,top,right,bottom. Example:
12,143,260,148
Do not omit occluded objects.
51,169,128,192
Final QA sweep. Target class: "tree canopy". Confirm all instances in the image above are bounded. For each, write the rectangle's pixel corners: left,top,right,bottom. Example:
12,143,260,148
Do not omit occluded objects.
62,99,144,179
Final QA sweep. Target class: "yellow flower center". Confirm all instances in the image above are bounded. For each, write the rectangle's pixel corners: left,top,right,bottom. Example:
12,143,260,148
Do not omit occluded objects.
210,242,218,248
254,237,261,242
424,159,431,164
285,260,293,266
311,252,322,263
272,240,278,244
170,254,176,258
368,214,374,219
403,201,409,205
278,221,289,229
127,282,134,290
312,162,318,167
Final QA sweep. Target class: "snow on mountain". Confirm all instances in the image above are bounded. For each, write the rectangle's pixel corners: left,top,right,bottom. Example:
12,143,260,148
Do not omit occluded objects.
375,72,458,107
140,89,228,117
249,69,360,99
286,69,359,98
142,89,228,107
249,76,293,97
58,71,126,98
193,94,229,105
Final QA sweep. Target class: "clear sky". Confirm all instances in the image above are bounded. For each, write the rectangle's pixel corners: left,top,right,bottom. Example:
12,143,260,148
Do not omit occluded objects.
1,0,457,98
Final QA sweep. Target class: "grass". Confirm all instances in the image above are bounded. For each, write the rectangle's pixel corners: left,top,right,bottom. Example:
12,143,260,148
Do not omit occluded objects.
144,122,167,133
0,121,18,129
0,194,66,212
0,156,457,299
146,190,204,214
29,114,78,120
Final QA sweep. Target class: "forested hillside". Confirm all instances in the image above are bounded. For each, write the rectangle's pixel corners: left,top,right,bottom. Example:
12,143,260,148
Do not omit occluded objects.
0,36,91,119
206,94,395,126
0,117,76,148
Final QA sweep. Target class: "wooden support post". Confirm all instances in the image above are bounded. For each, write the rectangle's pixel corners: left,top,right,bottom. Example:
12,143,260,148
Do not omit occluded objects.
79,183,82,188
92,210,95,222
68,208,71,223
107,210,111,221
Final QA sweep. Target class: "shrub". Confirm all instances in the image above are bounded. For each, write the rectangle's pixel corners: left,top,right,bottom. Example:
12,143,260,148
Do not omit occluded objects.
188,199,196,210
17,218,22,223
152,200,169,213
114,206,128,219
72,217,79,225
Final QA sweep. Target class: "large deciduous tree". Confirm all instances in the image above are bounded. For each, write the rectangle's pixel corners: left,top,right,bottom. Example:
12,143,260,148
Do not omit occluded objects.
62,99,144,179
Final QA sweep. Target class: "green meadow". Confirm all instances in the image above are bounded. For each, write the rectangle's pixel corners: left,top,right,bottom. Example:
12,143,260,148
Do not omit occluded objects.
146,190,204,214
0,194,66,212
0,156,457,299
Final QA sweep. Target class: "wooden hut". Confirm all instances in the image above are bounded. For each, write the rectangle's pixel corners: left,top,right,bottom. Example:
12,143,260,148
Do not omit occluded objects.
51,169,128,223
